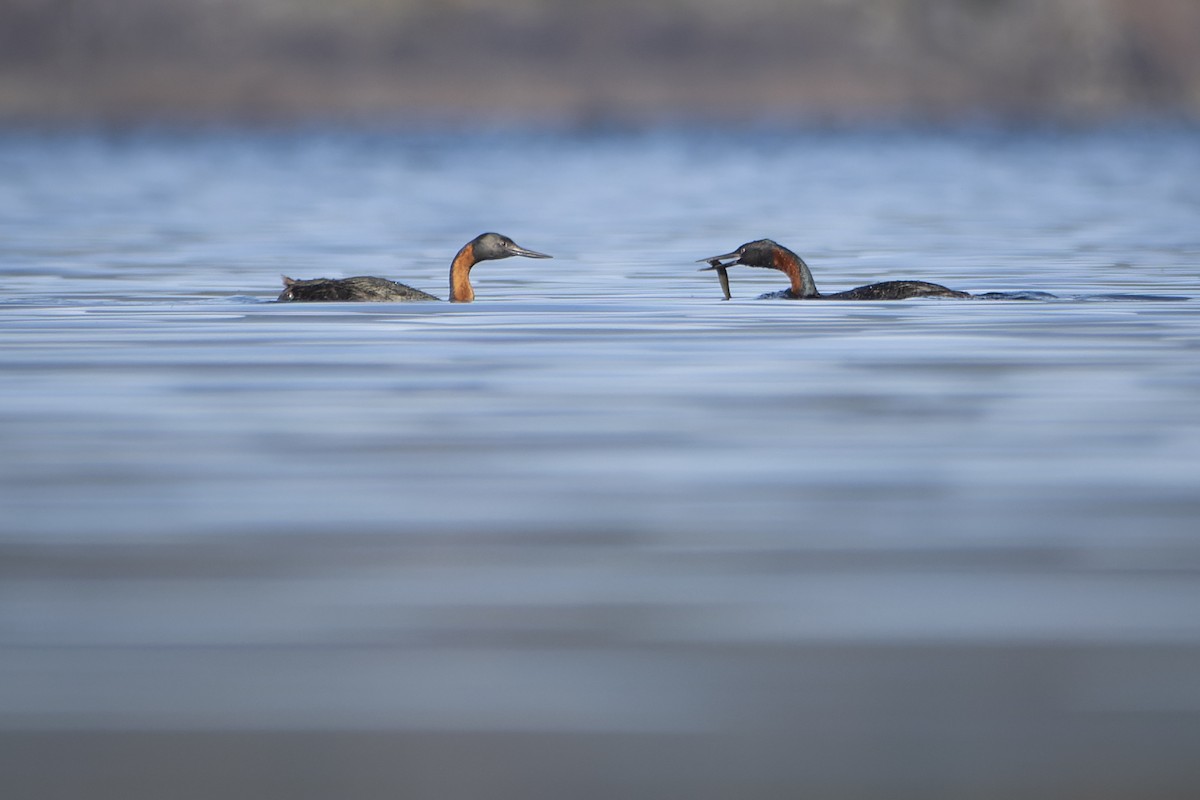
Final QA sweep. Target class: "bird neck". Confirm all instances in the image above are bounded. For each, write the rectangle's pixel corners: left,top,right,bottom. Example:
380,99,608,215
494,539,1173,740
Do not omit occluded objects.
774,247,819,298
449,242,477,303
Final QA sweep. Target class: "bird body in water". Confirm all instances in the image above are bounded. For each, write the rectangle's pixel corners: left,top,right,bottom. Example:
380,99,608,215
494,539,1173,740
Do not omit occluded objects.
699,239,969,300
278,275,439,302
278,233,551,303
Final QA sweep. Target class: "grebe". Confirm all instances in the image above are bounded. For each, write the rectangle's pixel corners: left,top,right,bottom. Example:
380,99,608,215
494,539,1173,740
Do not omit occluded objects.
278,232,552,303
698,239,969,300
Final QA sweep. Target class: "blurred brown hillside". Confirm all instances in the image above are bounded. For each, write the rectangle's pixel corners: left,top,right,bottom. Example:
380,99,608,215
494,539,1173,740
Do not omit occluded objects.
2,0,1198,125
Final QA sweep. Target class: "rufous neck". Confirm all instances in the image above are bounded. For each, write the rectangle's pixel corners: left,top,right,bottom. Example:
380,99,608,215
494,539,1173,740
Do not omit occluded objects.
449,242,476,303
773,248,819,297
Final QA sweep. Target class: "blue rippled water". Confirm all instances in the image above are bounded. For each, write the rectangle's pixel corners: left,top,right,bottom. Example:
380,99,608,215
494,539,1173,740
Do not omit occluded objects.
1,127,1199,798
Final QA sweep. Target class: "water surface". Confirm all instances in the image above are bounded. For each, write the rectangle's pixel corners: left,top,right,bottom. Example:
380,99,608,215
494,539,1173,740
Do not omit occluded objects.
2,128,1199,798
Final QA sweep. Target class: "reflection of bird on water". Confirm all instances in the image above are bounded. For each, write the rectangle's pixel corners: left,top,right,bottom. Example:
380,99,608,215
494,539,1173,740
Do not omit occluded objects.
278,232,552,303
699,239,970,300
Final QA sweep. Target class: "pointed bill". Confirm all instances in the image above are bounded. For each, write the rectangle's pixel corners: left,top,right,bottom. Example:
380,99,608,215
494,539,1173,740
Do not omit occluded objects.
508,242,553,259
696,250,741,267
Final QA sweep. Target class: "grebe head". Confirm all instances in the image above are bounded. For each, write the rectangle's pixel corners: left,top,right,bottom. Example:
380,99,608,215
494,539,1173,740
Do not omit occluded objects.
471,232,552,262
697,238,818,298
697,239,783,269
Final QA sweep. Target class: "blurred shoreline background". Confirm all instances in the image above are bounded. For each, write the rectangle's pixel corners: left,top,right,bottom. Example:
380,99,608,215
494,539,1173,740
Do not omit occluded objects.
3,0,1199,128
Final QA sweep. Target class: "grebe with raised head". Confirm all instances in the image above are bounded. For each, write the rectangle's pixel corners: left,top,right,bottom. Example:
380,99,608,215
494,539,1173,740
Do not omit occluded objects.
699,239,969,300
279,232,552,303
